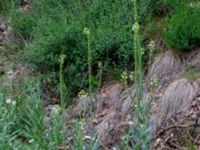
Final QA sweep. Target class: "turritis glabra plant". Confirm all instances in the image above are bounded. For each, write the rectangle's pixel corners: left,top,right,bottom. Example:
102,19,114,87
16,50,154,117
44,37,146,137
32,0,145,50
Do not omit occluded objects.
59,55,70,108
83,27,93,120
133,0,143,111
129,0,152,149
59,55,65,109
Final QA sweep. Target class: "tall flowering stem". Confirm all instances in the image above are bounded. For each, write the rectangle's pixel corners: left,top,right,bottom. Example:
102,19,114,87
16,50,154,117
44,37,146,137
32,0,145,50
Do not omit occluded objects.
59,55,66,110
133,0,143,114
83,27,93,119
131,1,152,149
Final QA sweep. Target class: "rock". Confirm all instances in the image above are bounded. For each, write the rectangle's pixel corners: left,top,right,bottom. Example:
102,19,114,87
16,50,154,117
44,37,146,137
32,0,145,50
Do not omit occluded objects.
192,100,197,106
154,79,199,130
95,88,135,146
185,48,200,68
75,84,124,117
191,114,198,120
194,111,200,116
73,83,136,147
0,19,7,32
95,111,121,146
148,51,182,88
0,35,4,41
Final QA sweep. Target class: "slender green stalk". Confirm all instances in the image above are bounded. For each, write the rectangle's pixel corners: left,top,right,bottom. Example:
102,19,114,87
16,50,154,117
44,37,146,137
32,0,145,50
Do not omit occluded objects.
98,61,103,90
83,27,93,121
59,55,66,110
130,1,152,149
133,0,143,115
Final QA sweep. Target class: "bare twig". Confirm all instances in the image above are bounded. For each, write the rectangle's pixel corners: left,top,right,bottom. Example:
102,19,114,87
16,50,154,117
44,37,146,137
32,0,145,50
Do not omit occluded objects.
195,134,200,145
168,141,185,150
186,129,195,143
155,123,197,139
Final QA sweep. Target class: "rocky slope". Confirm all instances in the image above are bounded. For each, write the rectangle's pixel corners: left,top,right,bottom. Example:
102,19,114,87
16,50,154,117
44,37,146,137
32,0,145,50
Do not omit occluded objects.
1,16,200,149
69,50,200,149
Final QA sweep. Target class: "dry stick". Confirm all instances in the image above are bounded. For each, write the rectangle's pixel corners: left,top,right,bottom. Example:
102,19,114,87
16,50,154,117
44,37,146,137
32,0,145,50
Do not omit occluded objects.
161,145,175,150
155,123,197,139
168,141,185,150
162,130,185,150
186,128,195,143
195,134,200,144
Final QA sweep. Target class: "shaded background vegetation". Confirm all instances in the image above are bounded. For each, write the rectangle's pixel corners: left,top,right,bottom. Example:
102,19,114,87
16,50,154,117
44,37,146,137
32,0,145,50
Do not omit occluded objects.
2,0,200,100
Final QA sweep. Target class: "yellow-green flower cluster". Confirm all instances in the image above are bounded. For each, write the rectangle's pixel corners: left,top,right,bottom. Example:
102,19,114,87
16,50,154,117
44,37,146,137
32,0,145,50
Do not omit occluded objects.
150,74,158,89
51,105,61,118
83,27,90,36
132,22,139,31
148,40,155,50
59,55,66,65
121,71,128,86
78,90,88,99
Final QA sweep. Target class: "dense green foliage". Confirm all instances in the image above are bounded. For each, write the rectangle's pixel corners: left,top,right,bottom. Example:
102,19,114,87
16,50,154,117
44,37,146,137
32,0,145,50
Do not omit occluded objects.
9,10,37,41
165,7,200,51
6,0,199,97
0,78,72,149
138,0,187,22
25,0,134,67
0,0,18,15
9,0,135,97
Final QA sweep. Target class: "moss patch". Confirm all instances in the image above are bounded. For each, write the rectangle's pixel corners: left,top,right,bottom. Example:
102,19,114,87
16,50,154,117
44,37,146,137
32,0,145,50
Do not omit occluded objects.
184,67,200,81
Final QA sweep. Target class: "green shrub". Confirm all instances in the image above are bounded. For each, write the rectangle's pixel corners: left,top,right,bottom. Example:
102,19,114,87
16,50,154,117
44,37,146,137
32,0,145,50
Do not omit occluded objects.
23,0,135,97
89,0,134,67
9,0,190,98
24,15,86,97
0,0,18,15
164,7,200,51
184,67,200,81
9,10,38,41
138,0,187,22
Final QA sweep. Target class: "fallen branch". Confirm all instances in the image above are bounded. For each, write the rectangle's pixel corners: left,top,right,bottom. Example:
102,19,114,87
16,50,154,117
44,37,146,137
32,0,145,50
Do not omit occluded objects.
168,141,185,150
155,123,197,139
195,134,200,145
